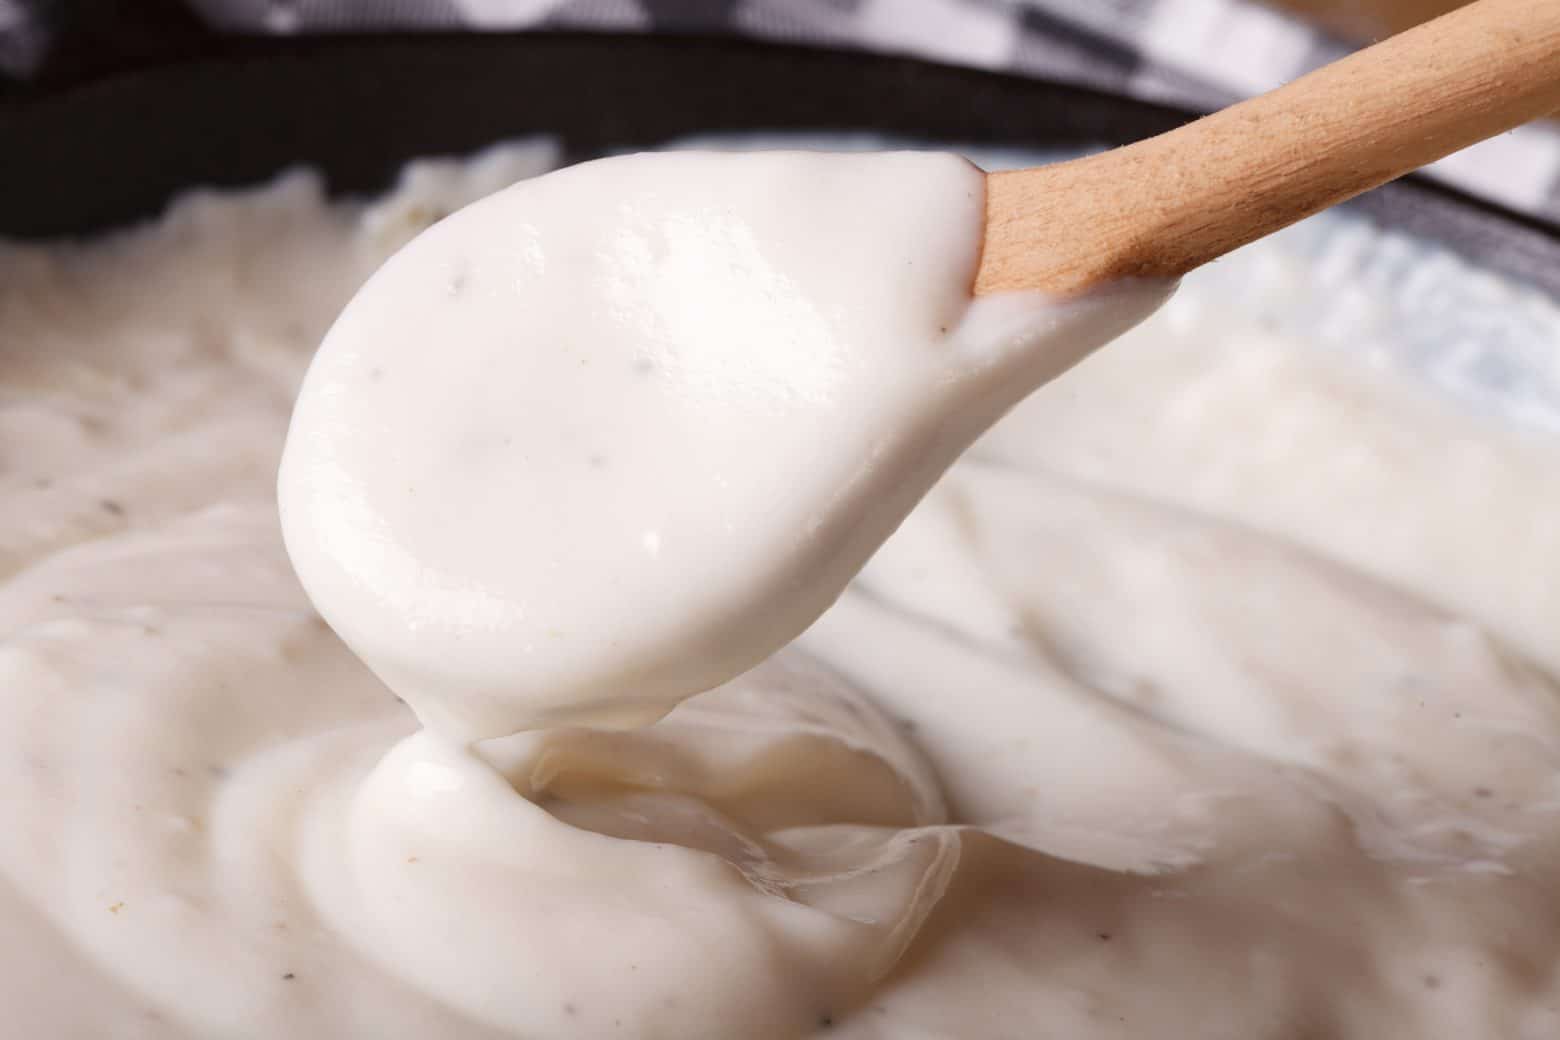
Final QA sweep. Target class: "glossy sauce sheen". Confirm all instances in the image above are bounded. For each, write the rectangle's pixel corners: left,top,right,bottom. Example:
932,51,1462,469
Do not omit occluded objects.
278,150,1168,738
4,144,1560,1038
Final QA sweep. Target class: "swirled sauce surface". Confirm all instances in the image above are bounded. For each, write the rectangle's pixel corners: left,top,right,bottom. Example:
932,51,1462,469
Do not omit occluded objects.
4,143,1560,1038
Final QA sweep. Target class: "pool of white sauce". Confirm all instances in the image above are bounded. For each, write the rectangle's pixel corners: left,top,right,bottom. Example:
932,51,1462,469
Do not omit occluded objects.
3,140,1560,1039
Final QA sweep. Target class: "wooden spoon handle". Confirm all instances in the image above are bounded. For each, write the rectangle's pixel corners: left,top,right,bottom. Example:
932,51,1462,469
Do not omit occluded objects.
975,0,1560,296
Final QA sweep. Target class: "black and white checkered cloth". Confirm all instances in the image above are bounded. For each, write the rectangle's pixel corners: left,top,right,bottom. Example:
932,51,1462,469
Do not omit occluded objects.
5,0,1560,223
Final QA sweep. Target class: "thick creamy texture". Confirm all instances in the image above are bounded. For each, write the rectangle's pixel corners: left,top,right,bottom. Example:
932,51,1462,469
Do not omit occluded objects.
4,143,1560,1038
278,150,1167,738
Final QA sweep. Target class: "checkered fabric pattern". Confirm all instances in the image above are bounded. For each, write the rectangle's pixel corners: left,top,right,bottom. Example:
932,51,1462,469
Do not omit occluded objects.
5,0,1560,223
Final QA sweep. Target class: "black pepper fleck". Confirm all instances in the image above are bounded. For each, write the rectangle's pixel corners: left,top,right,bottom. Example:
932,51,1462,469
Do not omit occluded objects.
818,1014,834,1028
1097,932,1112,942
282,973,296,981
1423,974,1441,990
1475,787,1494,799
564,1003,578,1016
100,499,126,517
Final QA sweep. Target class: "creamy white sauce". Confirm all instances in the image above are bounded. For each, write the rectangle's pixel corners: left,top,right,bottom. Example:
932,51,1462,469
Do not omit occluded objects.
278,150,1167,738
4,142,1560,1038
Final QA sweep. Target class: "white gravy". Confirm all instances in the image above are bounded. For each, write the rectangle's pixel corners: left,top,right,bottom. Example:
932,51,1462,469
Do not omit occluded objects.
278,150,1168,738
3,143,1560,1039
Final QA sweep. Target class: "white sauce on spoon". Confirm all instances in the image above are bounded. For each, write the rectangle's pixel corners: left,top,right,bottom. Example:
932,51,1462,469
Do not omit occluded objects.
277,150,1169,738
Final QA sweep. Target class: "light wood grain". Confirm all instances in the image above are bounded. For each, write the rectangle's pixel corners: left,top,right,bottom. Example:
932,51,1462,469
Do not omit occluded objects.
974,0,1560,296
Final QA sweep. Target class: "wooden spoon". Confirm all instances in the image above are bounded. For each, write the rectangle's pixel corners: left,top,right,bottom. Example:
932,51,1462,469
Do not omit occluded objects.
976,0,1560,296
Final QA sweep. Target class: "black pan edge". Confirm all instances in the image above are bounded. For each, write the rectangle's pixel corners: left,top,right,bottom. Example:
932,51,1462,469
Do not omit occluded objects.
1,31,1556,297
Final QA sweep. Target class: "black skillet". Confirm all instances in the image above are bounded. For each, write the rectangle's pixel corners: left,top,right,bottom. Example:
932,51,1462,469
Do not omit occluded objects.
0,32,1556,297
